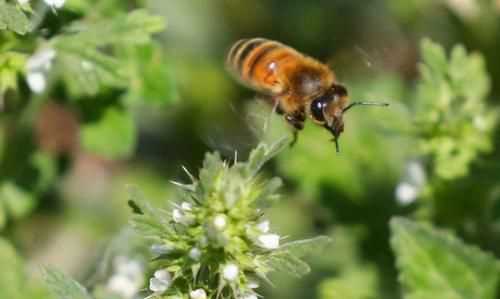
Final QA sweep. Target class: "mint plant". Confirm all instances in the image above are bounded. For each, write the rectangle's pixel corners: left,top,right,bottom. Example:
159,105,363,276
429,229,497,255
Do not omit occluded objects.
44,140,331,299
391,217,500,299
414,39,498,180
0,2,171,231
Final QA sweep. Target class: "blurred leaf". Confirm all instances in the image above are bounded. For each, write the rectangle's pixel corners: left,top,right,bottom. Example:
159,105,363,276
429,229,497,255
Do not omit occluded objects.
121,43,177,105
0,181,35,220
390,217,500,299
0,51,27,94
60,9,165,46
0,238,24,299
31,151,57,193
81,107,137,159
44,268,93,299
51,9,166,96
245,137,290,178
319,266,379,299
0,1,30,35
415,39,498,180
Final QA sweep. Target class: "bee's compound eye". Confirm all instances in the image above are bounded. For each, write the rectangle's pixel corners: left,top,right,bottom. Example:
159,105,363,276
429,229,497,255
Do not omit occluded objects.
310,99,326,122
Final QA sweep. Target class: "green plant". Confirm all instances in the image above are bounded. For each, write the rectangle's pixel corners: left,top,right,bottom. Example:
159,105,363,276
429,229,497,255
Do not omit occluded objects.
44,140,331,299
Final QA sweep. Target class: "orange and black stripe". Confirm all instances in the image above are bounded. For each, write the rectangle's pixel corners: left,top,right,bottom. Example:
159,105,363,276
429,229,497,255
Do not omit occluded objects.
226,38,282,82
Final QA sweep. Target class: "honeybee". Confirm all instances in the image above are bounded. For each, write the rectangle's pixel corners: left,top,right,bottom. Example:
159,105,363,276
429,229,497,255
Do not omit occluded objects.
226,38,388,151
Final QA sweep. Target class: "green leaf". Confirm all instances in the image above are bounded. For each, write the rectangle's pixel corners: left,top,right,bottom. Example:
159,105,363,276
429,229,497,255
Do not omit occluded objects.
44,268,93,299
121,43,177,105
245,137,290,178
390,217,500,299
56,9,165,48
0,238,24,299
416,39,498,180
0,51,27,94
420,38,448,78
51,9,166,96
319,266,379,299
0,0,30,35
0,181,35,220
81,107,137,159
31,151,57,193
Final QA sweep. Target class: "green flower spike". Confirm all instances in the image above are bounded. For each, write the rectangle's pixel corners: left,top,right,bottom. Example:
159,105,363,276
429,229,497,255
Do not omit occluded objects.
129,139,332,299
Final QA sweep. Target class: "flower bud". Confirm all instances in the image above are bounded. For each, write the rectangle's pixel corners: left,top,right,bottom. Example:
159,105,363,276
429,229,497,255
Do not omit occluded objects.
222,263,239,282
190,288,207,299
256,220,270,233
151,243,173,255
189,247,202,261
149,269,171,294
213,214,227,231
172,207,195,226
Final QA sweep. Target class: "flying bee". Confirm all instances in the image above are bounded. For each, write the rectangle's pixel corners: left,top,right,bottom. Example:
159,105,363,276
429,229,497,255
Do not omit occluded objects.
226,38,388,152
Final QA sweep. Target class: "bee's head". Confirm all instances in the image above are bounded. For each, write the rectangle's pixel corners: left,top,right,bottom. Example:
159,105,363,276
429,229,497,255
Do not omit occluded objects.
309,84,348,152
309,84,388,152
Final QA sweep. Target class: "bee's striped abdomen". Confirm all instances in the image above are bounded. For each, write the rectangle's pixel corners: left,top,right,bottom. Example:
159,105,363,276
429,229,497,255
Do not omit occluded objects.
226,38,290,93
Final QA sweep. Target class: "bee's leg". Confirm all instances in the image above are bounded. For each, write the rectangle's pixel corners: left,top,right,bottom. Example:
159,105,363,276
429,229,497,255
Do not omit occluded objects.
285,111,305,147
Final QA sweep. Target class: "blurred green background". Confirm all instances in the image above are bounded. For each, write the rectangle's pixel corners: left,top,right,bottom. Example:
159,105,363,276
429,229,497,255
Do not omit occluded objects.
2,0,500,298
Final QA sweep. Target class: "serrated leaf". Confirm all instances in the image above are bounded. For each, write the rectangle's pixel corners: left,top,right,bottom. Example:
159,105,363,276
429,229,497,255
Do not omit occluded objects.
420,38,448,78
57,9,165,47
121,43,177,105
245,137,289,178
51,9,166,96
390,217,499,299
278,236,333,259
0,1,30,35
55,48,127,96
128,186,172,240
81,107,137,159
44,268,93,299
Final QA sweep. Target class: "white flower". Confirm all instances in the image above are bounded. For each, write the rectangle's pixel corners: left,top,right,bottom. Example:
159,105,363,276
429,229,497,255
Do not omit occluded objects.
25,48,56,94
151,243,173,255
106,256,144,299
222,263,239,281
247,280,259,289
395,160,426,205
256,234,280,249
44,0,65,9
189,247,202,261
395,182,418,205
26,72,47,94
213,214,227,230
256,220,270,233
190,288,207,299
149,269,171,295
172,207,195,226
181,201,193,211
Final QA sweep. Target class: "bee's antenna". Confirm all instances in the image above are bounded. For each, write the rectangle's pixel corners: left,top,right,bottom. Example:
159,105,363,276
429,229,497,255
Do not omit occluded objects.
334,138,340,153
343,101,389,113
